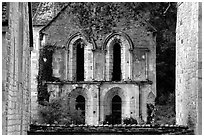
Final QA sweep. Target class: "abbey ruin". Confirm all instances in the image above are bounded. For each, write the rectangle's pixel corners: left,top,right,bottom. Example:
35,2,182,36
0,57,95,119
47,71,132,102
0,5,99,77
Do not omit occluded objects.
2,2,202,135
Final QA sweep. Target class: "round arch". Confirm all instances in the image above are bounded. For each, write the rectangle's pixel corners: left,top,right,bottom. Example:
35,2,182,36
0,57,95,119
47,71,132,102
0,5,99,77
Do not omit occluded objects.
66,32,94,81
102,32,134,50
68,87,92,124
103,32,133,81
101,87,128,123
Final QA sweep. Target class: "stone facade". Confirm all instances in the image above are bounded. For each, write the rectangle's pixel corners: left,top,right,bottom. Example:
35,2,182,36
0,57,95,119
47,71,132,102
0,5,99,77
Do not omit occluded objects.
31,2,58,122
176,2,202,134
40,4,156,125
2,2,32,135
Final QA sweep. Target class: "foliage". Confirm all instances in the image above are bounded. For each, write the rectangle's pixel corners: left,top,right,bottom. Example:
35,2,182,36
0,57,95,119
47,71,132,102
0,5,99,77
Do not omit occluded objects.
154,104,176,125
147,103,156,124
103,114,119,125
37,97,71,125
65,2,153,42
123,117,138,125
37,44,61,103
36,97,85,125
103,114,138,125
150,3,177,105
70,109,85,125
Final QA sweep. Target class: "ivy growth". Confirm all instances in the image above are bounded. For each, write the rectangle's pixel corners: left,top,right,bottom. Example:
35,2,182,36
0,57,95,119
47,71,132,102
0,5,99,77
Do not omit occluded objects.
66,2,152,42
37,44,61,104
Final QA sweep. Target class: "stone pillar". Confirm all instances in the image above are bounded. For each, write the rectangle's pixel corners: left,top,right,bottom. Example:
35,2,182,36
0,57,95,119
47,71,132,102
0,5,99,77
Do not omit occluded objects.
176,2,202,134
2,2,31,135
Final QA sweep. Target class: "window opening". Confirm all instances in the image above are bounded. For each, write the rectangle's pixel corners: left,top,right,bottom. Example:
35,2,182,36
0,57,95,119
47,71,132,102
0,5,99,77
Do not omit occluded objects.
76,42,84,81
112,43,121,81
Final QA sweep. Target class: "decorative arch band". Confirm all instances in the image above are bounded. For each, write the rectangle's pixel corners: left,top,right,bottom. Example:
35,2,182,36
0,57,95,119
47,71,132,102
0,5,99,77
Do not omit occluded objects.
102,32,134,50
66,32,96,50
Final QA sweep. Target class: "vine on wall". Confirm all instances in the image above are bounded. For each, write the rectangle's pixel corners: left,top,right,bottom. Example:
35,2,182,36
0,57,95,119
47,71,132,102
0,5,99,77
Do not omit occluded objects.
67,2,151,42
37,44,61,104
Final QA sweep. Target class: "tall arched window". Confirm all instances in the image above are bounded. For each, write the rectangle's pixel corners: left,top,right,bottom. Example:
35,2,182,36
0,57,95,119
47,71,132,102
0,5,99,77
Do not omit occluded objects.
104,32,133,81
76,42,84,81
112,43,121,81
67,33,94,81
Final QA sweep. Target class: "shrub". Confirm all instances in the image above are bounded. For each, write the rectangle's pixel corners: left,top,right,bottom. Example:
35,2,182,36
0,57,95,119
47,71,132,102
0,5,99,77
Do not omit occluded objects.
70,108,85,124
36,97,71,125
103,114,120,125
123,117,138,125
34,97,86,125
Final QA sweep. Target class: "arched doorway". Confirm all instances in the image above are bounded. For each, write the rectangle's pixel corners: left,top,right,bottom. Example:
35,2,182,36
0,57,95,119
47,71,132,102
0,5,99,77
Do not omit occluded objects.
76,95,85,116
112,43,121,81
76,42,84,81
112,95,122,124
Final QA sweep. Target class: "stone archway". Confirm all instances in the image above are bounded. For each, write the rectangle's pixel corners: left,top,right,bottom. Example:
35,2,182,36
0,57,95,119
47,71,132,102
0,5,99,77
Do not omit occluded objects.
69,87,92,124
101,87,127,123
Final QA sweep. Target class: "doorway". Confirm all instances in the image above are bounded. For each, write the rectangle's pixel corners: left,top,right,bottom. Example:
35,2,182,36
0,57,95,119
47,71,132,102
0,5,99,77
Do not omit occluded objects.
76,95,85,116
112,95,122,124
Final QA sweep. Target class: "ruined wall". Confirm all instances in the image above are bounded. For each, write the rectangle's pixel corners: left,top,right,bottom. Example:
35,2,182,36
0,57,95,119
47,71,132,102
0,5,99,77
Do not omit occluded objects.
41,3,156,125
176,2,202,134
2,2,31,135
47,82,143,125
40,6,156,95
31,26,44,122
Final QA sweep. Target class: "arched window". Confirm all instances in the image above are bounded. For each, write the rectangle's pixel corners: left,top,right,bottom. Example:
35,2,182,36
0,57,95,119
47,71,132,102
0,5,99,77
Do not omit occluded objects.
112,43,121,81
76,95,85,116
112,95,122,124
67,33,94,81
104,32,133,81
76,42,84,81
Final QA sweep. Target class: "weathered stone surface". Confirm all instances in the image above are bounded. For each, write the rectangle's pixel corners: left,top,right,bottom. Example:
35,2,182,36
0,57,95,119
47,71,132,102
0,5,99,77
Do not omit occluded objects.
40,3,156,126
176,2,202,135
31,26,44,123
2,2,32,135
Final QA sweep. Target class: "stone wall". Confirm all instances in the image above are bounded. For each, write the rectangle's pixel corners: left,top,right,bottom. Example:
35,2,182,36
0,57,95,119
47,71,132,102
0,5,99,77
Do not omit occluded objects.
176,2,202,134
40,3,156,126
39,5,156,96
31,26,44,122
47,82,151,125
2,2,31,135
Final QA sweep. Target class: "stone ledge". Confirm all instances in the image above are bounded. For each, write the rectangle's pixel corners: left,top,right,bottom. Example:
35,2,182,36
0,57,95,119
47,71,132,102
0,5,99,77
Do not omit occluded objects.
46,80,153,85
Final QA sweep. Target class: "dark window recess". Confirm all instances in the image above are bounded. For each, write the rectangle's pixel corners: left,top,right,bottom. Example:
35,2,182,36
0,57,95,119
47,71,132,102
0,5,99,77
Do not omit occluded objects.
76,43,84,81
112,43,121,81
76,95,85,116
112,95,122,124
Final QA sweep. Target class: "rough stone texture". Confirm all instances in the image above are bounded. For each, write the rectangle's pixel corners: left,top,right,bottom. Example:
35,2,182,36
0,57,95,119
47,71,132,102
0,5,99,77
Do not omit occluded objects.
47,82,148,125
32,2,55,26
176,2,202,135
31,26,44,122
2,2,31,135
40,3,156,125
